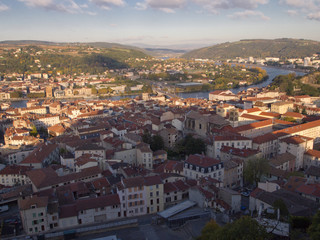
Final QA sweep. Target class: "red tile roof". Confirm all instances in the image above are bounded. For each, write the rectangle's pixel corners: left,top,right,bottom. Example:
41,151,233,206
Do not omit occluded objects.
186,154,221,168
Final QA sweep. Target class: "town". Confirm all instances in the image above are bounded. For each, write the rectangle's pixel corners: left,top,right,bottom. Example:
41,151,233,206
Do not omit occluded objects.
0,67,320,238
1,42,320,240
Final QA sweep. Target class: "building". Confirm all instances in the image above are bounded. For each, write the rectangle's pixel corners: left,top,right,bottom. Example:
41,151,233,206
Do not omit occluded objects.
19,195,49,235
271,102,294,114
183,154,224,182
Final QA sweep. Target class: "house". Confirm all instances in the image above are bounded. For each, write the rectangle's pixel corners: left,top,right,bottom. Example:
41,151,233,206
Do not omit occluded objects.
75,143,105,159
19,143,59,169
278,135,313,170
209,90,238,101
19,195,49,235
0,165,32,186
183,154,224,182
269,153,296,172
271,101,294,114
252,133,278,159
249,188,319,217
116,176,147,217
304,149,320,169
305,166,320,184
209,135,252,159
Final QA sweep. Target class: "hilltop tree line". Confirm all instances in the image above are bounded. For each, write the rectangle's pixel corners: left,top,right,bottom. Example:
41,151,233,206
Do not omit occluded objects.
270,72,320,96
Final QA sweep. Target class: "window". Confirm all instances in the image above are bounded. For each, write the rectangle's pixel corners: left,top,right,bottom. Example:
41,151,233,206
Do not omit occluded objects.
150,192,153,197
156,191,159,197
156,184,159,189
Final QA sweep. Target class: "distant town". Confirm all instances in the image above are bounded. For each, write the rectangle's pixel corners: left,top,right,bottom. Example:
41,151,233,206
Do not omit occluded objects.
1,45,320,239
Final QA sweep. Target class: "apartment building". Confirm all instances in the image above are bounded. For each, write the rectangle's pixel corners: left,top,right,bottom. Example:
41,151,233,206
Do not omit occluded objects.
183,154,224,182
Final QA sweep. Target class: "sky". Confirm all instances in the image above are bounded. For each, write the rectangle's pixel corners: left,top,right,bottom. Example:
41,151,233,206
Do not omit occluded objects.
0,0,320,48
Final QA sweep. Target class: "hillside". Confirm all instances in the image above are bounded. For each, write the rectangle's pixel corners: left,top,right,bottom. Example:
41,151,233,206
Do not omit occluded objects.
183,39,320,60
0,42,150,75
269,71,320,96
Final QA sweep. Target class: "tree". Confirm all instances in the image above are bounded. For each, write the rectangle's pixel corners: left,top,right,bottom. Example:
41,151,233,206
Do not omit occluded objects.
302,108,307,115
244,158,270,186
29,125,38,137
10,91,23,98
308,211,320,240
150,135,164,152
197,220,221,240
197,217,269,240
273,199,289,218
172,134,206,157
294,105,300,113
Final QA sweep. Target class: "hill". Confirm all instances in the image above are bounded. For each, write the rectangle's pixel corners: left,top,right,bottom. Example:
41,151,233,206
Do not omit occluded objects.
0,41,150,75
269,71,320,96
182,39,320,60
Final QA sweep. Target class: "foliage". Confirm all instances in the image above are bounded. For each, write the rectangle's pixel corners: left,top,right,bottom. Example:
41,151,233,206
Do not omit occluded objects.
197,217,269,240
29,125,38,137
243,158,269,186
273,199,289,218
290,216,311,232
282,116,296,122
302,108,307,115
270,72,320,97
172,134,206,157
142,131,164,152
10,91,23,98
197,220,221,240
27,92,45,98
308,211,320,240
183,38,320,60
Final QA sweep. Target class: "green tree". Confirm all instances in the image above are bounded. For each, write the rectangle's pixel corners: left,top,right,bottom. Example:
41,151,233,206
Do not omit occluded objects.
273,199,289,218
244,158,270,186
308,211,320,240
197,220,221,240
197,217,269,240
29,125,38,137
173,134,206,157
294,105,300,113
10,91,23,98
302,108,307,115
150,135,164,152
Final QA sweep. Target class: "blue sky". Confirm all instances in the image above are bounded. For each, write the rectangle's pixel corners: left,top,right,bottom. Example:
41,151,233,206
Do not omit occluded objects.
0,0,320,47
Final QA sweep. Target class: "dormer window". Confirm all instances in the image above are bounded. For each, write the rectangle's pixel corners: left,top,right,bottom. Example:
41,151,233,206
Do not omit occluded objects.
201,168,204,173
31,205,36,209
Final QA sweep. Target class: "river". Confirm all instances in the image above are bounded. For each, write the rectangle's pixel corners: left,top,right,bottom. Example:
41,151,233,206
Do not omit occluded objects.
177,66,306,99
9,66,306,108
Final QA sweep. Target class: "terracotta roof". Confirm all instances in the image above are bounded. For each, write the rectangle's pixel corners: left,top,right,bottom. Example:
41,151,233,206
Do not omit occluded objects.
273,119,320,135
186,154,221,168
305,149,320,158
19,195,48,210
27,166,102,190
0,165,32,176
280,135,313,145
233,119,273,133
253,133,277,144
20,142,58,164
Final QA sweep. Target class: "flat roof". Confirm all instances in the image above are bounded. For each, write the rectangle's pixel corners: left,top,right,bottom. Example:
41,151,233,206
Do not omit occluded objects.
176,82,203,87
157,200,196,219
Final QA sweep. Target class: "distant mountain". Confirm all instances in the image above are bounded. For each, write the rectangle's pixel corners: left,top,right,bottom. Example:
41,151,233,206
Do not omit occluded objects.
182,38,320,60
0,40,149,53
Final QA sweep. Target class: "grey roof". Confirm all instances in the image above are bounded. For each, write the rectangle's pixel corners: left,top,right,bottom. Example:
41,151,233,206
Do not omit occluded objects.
158,200,196,219
254,188,319,216
305,165,320,177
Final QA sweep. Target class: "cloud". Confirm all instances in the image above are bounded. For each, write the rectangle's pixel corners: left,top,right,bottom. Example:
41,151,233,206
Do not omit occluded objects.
89,0,125,10
286,9,298,16
192,0,268,13
0,2,9,12
228,10,270,20
136,0,186,13
280,0,320,21
308,11,320,20
19,0,96,15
